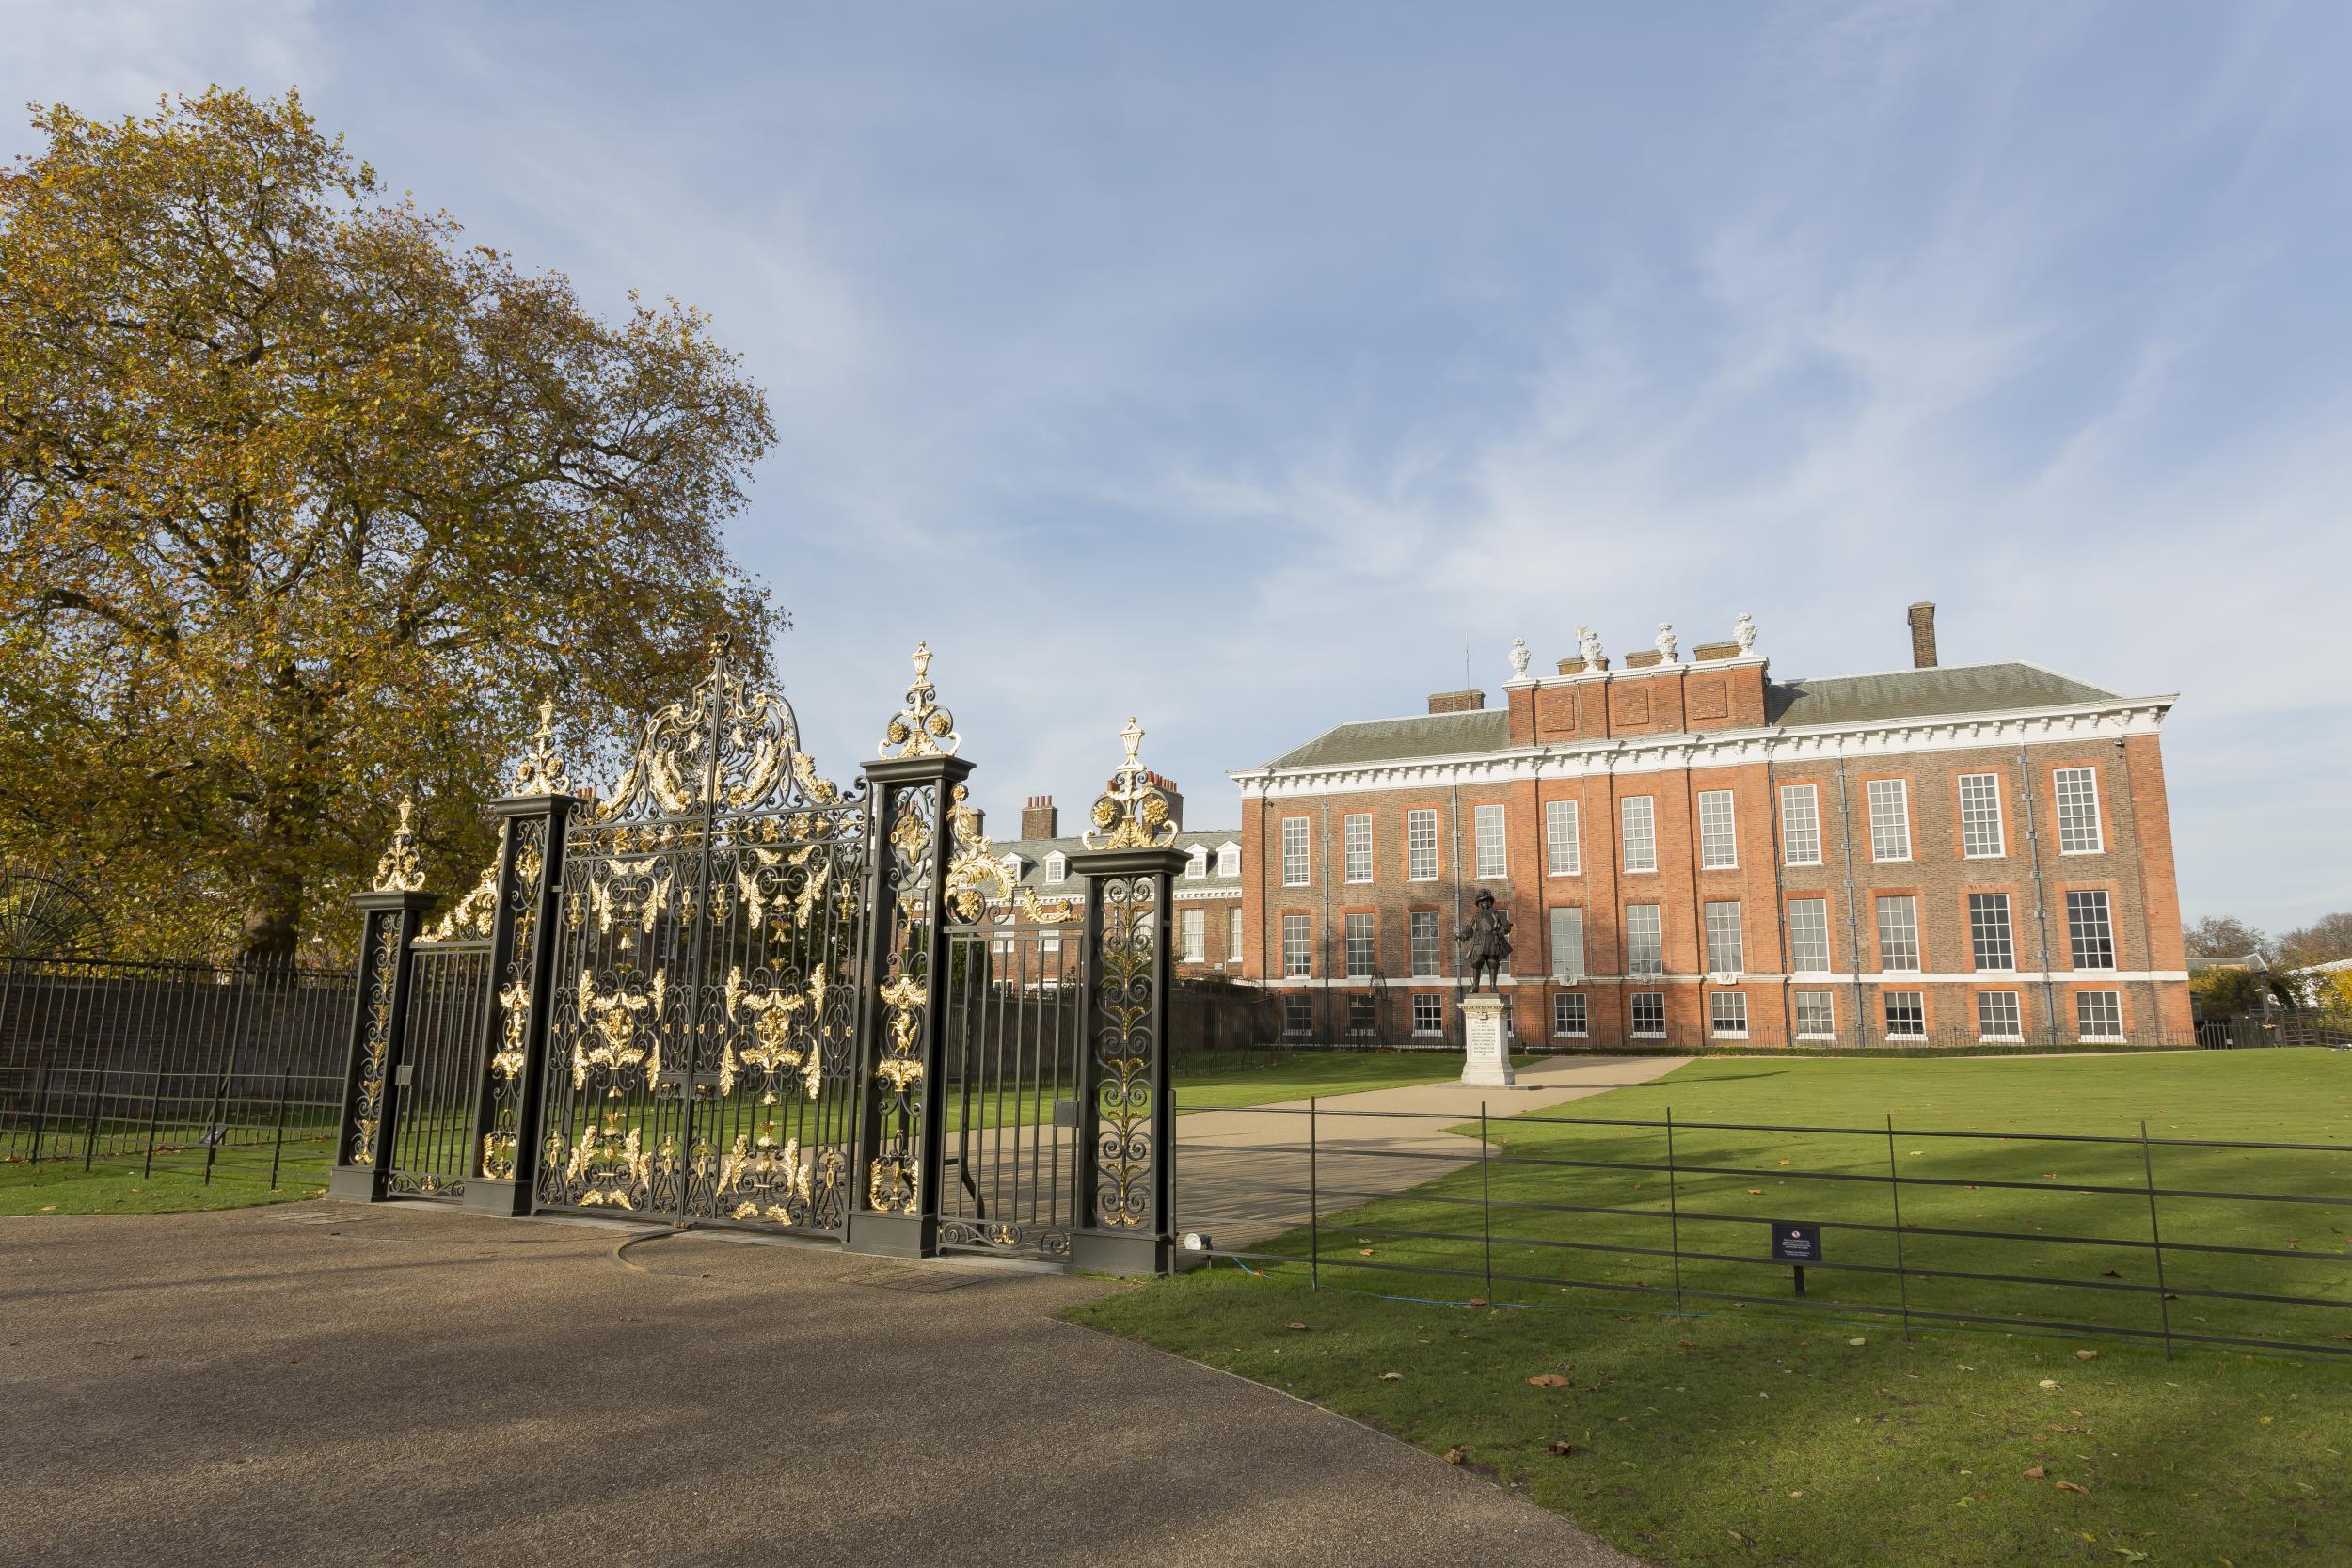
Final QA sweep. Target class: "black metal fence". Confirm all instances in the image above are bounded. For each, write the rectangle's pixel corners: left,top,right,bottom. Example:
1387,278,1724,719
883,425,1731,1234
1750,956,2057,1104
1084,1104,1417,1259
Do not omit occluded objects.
1174,1097,2352,1360
0,957,352,1182
2197,1012,2352,1050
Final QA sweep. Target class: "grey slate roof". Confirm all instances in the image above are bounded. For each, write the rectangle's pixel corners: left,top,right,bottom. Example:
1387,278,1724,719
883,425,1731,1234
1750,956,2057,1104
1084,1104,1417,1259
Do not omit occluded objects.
1257,709,1514,771
1253,662,2127,772
1765,662,2118,728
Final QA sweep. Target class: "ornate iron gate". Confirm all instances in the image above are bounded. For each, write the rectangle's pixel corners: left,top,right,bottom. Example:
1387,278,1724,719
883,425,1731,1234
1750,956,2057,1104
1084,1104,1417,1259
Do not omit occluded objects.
938,788,1086,1258
532,641,870,1231
331,641,1184,1274
384,936,493,1198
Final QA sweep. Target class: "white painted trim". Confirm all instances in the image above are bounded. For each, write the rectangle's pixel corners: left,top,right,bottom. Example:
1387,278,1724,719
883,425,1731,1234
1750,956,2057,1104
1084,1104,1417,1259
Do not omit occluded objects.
1231,694,2174,800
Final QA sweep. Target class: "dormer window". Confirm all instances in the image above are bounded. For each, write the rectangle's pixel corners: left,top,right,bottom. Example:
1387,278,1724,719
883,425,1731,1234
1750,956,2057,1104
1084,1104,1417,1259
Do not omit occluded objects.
1186,847,1208,879
1217,843,1240,878
1043,852,1067,885
1000,853,1022,889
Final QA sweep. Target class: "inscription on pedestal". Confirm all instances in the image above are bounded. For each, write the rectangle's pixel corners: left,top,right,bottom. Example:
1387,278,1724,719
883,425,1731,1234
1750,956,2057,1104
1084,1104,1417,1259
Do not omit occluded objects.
1460,995,1516,1087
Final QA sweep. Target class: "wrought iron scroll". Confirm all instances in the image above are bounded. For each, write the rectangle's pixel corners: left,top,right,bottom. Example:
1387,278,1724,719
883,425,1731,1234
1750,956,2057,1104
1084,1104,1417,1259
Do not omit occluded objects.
867,784,937,1214
346,914,405,1166
532,635,868,1230
479,814,548,1180
1089,872,1158,1228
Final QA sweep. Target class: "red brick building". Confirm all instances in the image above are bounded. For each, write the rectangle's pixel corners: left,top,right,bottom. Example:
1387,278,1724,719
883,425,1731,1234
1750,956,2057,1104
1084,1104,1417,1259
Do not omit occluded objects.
1232,606,2192,1050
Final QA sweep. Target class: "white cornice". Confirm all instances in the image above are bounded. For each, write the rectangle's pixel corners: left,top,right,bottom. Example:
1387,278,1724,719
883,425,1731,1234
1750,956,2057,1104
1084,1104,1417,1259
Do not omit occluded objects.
1232,695,2175,800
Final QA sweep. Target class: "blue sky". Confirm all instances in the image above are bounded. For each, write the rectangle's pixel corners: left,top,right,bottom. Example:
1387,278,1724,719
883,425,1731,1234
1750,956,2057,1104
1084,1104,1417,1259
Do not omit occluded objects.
8,2,2349,933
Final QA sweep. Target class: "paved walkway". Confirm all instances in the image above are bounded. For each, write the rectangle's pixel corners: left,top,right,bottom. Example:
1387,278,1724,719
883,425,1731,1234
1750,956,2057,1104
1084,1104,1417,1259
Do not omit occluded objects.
1,1203,1639,1568
1176,1055,1690,1252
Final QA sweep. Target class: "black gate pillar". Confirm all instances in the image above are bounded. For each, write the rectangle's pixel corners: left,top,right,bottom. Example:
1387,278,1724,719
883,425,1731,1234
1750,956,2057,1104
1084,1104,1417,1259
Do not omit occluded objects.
464,712,580,1215
1070,719,1184,1276
329,799,440,1202
847,643,973,1259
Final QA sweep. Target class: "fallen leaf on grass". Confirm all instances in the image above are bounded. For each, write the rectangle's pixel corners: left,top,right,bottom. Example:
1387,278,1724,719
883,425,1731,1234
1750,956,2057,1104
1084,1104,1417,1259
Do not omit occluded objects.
1548,1439,1579,1456
1848,1338,1867,1347
1728,1529,1753,1545
39,1205,56,1212
1443,1446,1470,1465
1746,1188,1764,1196
2039,1380,2062,1390
1358,1248,1375,1257
1678,1339,1696,1349
1379,1371,1403,1381
1528,1373,1573,1388
2101,1270,2122,1279
2025,1466,2047,1479
1283,1322,1310,1331
2056,1481,2090,1495
1465,1297,1489,1307
2076,1350,2099,1361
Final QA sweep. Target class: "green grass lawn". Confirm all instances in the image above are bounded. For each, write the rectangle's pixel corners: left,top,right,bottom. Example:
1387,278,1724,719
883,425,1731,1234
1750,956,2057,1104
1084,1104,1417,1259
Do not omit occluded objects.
0,1139,334,1216
1074,1049,2352,1568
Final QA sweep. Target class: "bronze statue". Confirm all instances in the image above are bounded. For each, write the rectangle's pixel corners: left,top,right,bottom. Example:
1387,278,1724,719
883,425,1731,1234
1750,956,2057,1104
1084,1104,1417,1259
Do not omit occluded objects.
1458,888,1513,992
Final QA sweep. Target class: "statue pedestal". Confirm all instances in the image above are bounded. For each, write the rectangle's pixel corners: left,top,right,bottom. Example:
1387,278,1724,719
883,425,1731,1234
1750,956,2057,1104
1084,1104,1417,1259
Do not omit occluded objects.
1460,994,1517,1087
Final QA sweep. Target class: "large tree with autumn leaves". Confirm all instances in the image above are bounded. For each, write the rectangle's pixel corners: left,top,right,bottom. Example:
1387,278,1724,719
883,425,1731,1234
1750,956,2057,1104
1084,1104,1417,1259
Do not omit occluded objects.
0,88,782,959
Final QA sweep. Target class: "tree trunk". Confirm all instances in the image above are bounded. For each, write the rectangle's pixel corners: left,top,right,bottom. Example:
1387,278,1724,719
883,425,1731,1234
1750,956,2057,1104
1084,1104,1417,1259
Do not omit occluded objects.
239,872,303,963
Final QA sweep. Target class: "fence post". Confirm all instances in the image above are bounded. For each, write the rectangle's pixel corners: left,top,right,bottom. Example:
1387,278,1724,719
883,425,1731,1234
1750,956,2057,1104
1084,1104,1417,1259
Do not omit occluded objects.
1884,1113,1913,1341
140,1054,165,1179
1665,1106,1683,1312
1063,721,1186,1278
328,800,440,1202
844,722,975,1260
2140,1119,2174,1362
27,1061,51,1166
269,1055,294,1190
1309,1095,1320,1291
1479,1101,1494,1304
463,780,578,1216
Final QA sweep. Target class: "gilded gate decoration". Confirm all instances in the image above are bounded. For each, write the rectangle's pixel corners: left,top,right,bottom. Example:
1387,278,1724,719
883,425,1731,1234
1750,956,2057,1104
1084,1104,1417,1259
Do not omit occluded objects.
534,636,869,1229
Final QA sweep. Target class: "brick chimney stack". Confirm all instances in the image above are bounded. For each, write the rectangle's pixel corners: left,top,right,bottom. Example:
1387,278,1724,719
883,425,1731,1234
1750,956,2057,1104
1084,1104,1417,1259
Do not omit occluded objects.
1907,601,1938,669
1020,795,1057,840
1427,689,1486,714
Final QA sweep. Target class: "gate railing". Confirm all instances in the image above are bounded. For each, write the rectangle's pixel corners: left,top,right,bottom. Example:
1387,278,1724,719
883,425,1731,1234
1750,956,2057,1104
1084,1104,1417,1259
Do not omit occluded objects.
327,641,1184,1274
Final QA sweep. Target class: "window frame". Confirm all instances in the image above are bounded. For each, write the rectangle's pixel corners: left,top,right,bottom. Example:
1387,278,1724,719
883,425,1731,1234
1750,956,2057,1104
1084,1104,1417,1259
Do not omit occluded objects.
1786,897,1832,974
1630,990,1667,1039
1407,910,1441,977
1708,990,1749,1039
1958,772,2006,859
1866,778,1913,863
1544,798,1581,878
2075,989,2125,1042
2066,889,2117,971
1406,808,1439,881
1549,906,1586,980
1967,892,2015,973
1181,906,1205,963
1281,994,1312,1037
1875,894,1922,973
2054,766,2105,855
1620,795,1658,874
1703,899,1743,976
1043,851,1067,885
1410,992,1444,1037
1280,913,1312,977
1343,813,1373,884
1472,803,1508,879
1793,990,1836,1040
1551,990,1588,1038
1697,789,1738,870
1779,783,1822,867
1976,990,2024,1043
1280,816,1311,887
1343,911,1375,979
1883,990,1927,1040
1625,903,1664,977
